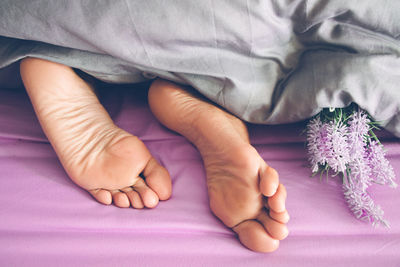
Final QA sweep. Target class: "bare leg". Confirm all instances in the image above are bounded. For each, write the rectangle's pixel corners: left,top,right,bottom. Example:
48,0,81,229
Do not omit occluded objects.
20,58,172,208
148,79,289,252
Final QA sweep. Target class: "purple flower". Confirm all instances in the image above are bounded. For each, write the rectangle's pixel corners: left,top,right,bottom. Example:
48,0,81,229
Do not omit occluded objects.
326,121,350,173
307,117,350,174
306,106,396,227
342,180,389,227
348,157,372,191
366,141,397,188
347,110,370,161
307,116,325,173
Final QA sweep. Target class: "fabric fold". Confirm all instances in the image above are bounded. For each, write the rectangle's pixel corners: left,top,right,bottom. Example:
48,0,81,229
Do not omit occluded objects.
0,0,399,136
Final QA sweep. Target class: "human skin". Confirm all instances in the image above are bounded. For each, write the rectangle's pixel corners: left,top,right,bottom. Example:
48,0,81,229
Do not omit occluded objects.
20,57,289,252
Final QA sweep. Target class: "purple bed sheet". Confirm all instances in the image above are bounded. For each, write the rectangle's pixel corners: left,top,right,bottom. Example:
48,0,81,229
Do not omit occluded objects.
0,86,399,267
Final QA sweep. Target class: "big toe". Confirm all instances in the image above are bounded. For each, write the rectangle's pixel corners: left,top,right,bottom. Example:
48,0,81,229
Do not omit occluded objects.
232,220,279,253
143,158,172,200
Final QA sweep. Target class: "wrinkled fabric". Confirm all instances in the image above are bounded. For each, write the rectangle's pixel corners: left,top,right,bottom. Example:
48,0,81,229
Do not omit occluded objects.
0,87,399,266
0,0,399,136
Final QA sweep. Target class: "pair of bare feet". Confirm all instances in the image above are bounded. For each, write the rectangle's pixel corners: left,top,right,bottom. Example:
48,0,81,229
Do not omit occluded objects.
20,58,289,252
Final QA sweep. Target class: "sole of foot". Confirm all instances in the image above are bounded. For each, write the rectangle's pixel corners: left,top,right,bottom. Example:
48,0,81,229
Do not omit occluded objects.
20,58,172,209
148,79,289,252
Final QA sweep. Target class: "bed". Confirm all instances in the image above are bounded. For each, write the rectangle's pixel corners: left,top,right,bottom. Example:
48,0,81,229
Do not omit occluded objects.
0,81,399,266
1,1,400,265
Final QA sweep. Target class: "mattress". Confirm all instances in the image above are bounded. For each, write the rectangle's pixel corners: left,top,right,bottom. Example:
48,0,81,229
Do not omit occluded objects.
0,84,399,267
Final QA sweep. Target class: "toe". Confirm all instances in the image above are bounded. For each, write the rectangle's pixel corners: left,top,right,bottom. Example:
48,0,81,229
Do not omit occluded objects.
267,184,287,213
143,158,172,200
269,209,290,224
257,211,289,240
111,190,130,208
232,220,280,253
259,165,279,197
89,189,112,205
133,178,159,208
121,187,144,209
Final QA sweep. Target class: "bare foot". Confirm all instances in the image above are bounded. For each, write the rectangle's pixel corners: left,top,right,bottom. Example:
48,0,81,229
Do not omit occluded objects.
20,58,172,208
148,79,289,252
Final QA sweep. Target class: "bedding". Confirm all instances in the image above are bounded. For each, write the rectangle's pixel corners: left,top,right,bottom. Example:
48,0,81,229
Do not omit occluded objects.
1,0,400,136
0,1,400,265
0,85,399,266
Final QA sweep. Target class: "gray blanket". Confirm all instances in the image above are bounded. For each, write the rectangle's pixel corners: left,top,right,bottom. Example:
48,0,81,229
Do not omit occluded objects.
1,0,400,136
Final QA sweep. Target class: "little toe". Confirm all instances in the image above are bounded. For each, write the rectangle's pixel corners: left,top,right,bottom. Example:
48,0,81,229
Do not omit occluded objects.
232,220,279,253
259,165,279,197
269,209,290,224
257,211,289,240
89,189,112,205
133,178,159,208
111,190,130,208
267,183,287,213
121,187,144,209
143,158,172,200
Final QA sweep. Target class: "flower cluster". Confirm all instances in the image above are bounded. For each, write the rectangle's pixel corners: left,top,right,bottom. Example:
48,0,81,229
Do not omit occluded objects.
306,104,397,227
